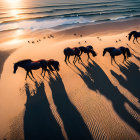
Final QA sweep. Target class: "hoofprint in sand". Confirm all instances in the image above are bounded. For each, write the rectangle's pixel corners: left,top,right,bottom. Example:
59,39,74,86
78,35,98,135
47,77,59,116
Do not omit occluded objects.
0,19,140,140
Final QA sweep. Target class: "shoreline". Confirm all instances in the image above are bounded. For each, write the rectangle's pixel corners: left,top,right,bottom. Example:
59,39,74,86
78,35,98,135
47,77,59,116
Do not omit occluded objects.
54,18,140,36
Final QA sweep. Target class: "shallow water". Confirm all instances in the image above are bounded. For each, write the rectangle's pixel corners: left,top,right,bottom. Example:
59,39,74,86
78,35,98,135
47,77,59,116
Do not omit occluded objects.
0,0,140,31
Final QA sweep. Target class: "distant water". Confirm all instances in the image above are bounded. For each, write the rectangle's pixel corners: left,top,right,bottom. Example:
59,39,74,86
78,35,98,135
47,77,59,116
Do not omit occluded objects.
0,0,140,31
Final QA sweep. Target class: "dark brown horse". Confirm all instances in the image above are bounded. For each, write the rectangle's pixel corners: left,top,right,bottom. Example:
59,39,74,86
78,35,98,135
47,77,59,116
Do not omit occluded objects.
128,31,140,44
64,47,82,64
78,45,97,60
39,59,60,77
103,46,131,64
13,59,60,79
13,59,42,80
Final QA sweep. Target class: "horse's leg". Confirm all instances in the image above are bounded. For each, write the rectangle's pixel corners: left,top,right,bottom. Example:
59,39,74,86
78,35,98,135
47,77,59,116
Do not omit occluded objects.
30,70,35,79
65,55,67,63
25,71,32,80
41,68,44,76
136,37,140,44
44,70,46,77
133,37,135,44
123,53,126,63
87,53,90,61
68,55,70,63
25,71,29,80
41,68,46,78
113,56,118,65
111,56,113,64
78,55,82,63
73,55,77,64
80,51,83,56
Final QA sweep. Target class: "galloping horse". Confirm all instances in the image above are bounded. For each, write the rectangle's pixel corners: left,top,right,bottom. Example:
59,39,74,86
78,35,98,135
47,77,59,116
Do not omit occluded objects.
79,45,97,60
128,31,140,44
64,47,82,64
103,46,131,64
13,59,42,80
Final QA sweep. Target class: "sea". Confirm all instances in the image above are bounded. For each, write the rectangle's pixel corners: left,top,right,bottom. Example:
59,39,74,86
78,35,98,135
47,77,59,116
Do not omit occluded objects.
0,0,140,32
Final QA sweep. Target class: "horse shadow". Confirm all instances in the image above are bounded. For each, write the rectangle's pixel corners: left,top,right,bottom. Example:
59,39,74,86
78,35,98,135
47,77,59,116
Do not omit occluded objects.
111,62,140,102
48,74,93,140
74,61,140,134
133,54,140,61
24,81,64,140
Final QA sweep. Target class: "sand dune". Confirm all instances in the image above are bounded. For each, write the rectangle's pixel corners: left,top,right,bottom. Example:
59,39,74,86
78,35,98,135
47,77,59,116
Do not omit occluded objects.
0,19,140,140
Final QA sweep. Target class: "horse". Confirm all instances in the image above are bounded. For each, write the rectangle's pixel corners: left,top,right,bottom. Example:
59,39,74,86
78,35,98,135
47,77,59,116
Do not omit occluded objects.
64,47,82,64
39,59,60,77
13,59,42,80
103,46,131,64
78,45,97,60
128,31,140,44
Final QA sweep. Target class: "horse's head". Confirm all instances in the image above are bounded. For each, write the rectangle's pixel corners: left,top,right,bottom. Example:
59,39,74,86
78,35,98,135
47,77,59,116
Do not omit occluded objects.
13,63,18,74
91,50,97,57
103,49,107,56
126,48,131,57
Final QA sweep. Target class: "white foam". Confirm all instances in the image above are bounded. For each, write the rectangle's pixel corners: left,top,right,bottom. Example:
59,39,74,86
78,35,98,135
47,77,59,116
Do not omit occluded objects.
0,16,92,31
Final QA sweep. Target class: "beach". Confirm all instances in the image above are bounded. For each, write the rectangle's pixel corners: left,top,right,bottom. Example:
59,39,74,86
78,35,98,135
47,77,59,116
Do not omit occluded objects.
0,18,140,140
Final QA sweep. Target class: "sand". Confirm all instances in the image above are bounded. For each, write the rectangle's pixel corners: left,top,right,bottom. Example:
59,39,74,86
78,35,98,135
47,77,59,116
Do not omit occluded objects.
0,18,140,140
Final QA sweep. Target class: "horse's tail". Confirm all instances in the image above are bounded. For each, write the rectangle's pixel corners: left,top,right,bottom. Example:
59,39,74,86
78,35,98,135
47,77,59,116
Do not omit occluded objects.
126,48,131,57
128,31,136,41
54,61,60,71
91,50,97,57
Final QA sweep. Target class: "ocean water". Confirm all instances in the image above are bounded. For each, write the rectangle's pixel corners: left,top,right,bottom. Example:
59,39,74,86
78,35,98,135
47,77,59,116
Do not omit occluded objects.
0,0,140,31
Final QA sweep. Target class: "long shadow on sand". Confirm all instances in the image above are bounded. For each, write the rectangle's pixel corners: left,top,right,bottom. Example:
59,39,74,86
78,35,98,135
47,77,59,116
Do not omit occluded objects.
48,74,93,140
111,62,140,102
74,62,140,134
24,81,65,140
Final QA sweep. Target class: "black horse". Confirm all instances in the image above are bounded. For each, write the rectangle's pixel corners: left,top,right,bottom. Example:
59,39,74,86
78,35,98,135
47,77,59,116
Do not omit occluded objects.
64,47,82,64
79,45,97,60
103,46,131,64
13,59,41,80
128,31,140,44
13,59,60,79
39,59,60,77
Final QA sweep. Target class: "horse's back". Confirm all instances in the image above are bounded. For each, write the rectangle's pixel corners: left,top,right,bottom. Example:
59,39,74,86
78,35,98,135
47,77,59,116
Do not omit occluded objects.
111,48,122,55
79,46,85,50
87,45,93,50
104,47,115,52
16,59,32,66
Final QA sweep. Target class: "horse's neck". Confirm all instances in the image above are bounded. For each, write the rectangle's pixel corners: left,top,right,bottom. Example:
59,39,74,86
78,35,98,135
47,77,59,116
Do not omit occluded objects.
17,62,28,69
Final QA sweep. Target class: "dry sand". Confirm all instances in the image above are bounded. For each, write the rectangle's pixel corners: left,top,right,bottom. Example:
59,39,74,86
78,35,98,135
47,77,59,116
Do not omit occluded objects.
0,19,140,140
